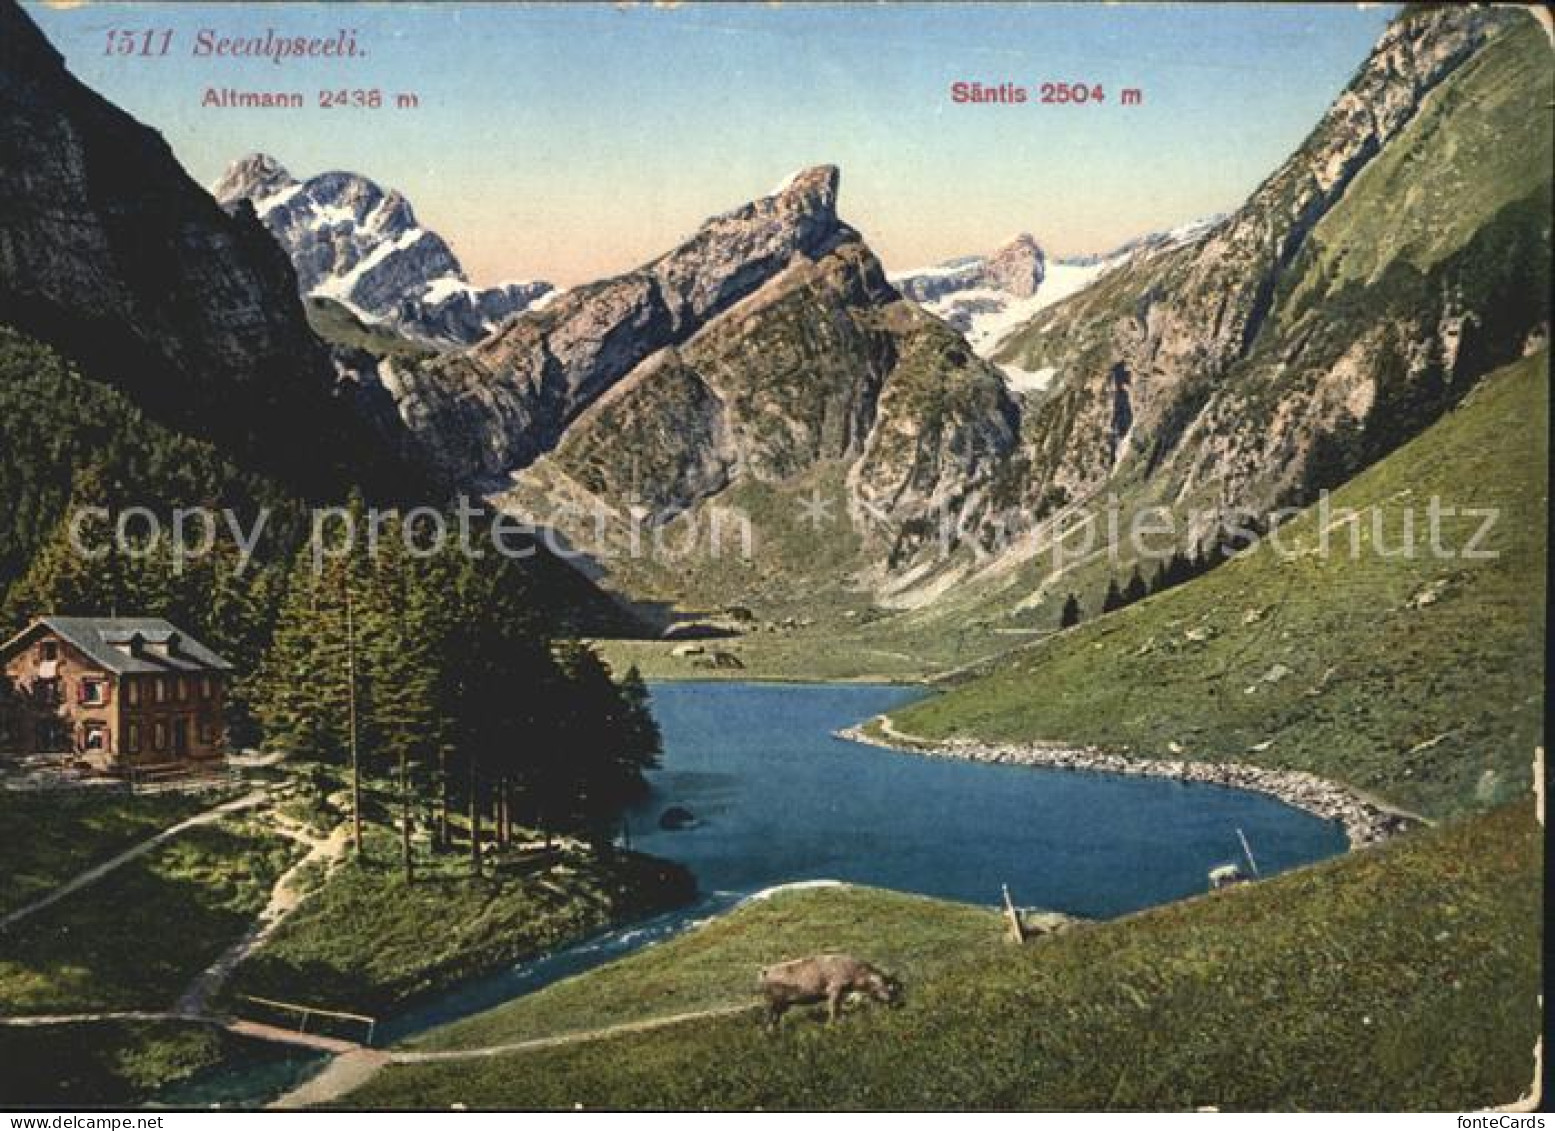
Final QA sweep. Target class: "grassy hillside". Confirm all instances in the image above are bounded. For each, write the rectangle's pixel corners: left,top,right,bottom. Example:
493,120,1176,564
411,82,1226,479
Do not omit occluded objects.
1281,22,1552,317
353,802,1541,1110
890,351,1547,819
303,297,435,362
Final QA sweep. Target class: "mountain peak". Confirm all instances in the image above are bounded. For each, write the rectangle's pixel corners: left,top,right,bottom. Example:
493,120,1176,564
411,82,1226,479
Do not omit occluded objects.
210,152,296,206
772,164,840,212
212,157,552,346
985,232,1045,298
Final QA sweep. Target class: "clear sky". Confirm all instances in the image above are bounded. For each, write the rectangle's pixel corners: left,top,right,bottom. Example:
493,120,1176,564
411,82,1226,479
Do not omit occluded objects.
26,2,1398,287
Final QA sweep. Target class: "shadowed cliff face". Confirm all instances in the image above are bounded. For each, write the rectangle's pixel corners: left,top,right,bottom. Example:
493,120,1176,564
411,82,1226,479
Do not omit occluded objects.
0,0,427,500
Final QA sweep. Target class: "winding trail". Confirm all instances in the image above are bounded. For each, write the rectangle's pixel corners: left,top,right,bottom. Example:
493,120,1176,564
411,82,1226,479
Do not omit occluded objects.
0,1011,183,1026
0,1012,361,1055
175,813,352,1017
0,790,270,930
269,1003,761,1109
2,793,359,1067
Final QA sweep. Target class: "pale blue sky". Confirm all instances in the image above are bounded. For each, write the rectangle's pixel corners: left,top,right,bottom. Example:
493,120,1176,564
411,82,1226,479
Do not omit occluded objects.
26,2,1398,285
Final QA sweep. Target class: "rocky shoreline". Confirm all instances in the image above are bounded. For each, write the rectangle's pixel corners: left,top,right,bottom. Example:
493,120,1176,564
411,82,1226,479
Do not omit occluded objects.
838,719,1420,850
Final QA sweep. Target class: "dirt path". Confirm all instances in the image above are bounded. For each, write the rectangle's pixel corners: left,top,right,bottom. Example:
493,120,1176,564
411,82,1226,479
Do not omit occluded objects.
0,1011,183,1026
0,790,270,930
393,1002,759,1064
225,1019,363,1055
175,813,352,1016
270,1003,761,1109
270,1049,391,1109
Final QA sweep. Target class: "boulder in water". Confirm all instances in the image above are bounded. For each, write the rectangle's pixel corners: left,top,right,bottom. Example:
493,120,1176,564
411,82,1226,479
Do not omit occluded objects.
659,806,697,831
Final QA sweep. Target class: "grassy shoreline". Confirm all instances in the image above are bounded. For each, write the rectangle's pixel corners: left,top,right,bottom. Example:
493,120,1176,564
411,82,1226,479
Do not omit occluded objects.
842,717,1425,849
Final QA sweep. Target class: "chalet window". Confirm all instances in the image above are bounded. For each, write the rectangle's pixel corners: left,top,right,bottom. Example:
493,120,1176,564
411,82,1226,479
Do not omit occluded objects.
126,679,141,707
40,640,58,662
154,677,168,704
152,721,168,753
126,722,141,754
200,676,216,700
175,677,190,703
80,679,107,706
83,724,107,753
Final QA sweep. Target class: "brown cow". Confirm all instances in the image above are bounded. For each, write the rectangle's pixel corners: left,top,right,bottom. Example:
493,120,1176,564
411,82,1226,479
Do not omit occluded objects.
757,953,903,1030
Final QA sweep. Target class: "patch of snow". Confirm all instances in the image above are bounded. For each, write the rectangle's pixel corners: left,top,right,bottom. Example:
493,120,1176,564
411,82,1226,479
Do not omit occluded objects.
899,253,1125,360
363,196,406,236
314,226,429,301
999,364,1057,393
1163,215,1220,247
888,259,983,283
950,260,1112,355
740,880,849,903
422,276,474,305
309,201,361,229
255,183,303,218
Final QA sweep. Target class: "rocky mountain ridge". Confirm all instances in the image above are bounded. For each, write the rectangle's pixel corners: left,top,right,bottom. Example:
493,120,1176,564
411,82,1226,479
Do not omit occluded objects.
983,4,1547,560
385,165,872,483
366,165,1022,607
364,5,1549,622
890,224,1220,380
212,154,554,348
895,232,1046,305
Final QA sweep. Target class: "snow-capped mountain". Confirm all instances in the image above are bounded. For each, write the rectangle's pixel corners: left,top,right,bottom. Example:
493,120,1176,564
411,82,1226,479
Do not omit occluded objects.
211,154,553,348
891,222,1219,392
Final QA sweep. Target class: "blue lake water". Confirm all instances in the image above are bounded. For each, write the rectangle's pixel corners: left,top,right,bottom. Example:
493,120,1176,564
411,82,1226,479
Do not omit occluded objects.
625,681,1346,918
165,680,1347,1104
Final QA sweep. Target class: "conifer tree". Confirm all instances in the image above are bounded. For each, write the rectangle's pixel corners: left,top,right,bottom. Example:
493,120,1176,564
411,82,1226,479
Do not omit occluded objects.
360,516,439,881
1101,578,1124,613
1122,567,1149,606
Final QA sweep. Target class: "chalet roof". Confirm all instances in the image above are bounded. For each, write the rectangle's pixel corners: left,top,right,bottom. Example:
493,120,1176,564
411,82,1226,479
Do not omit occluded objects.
0,617,234,675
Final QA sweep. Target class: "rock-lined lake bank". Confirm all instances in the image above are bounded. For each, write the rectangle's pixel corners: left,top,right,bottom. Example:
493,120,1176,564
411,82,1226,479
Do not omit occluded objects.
839,718,1421,850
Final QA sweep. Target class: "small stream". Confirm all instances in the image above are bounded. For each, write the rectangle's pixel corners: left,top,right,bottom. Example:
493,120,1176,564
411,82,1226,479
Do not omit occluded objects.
161,681,1347,1107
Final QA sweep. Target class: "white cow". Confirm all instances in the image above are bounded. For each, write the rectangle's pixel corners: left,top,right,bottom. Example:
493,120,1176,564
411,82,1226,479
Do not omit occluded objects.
1208,863,1248,890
